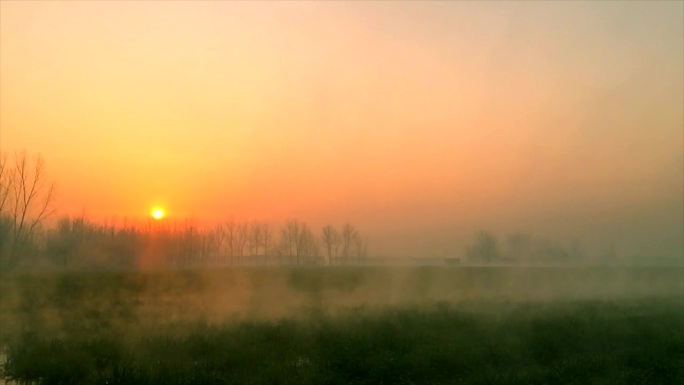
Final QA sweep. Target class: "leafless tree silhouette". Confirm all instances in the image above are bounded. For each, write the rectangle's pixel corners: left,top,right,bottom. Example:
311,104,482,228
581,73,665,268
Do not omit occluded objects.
0,153,12,214
0,151,56,268
466,231,500,264
353,234,368,264
321,225,339,265
341,223,357,264
280,220,300,264
261,222,273,262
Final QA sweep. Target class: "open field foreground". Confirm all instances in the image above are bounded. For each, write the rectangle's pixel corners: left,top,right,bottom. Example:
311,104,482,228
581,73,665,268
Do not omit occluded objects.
1,267,683,384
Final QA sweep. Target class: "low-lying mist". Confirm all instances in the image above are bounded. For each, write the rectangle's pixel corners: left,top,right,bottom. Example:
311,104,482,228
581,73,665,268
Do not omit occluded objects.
1,266,681,344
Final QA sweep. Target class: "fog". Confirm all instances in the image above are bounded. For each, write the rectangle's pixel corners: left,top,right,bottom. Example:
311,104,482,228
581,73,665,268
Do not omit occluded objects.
1,1,682,261
2,267,682,340
1,2,683,383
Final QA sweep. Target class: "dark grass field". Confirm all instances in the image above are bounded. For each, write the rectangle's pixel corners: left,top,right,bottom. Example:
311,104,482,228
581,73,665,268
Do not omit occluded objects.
1,267,683,384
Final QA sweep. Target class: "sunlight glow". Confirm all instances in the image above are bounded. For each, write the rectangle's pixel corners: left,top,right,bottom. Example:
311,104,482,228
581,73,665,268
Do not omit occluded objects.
151,207,165,220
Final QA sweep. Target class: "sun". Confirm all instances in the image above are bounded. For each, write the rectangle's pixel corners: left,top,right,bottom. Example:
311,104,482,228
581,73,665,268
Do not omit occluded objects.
150,207,165,220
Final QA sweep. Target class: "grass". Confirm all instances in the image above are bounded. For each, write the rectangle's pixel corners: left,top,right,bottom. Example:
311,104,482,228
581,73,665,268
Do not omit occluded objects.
1,267,683,384
3,300,683,385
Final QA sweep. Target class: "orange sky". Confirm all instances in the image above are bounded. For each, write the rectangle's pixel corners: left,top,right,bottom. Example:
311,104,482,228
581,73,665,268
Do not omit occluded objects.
1,1,682,258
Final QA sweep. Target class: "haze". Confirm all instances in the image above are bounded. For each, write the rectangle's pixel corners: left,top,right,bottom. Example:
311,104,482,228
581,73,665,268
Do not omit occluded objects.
1,1,682,259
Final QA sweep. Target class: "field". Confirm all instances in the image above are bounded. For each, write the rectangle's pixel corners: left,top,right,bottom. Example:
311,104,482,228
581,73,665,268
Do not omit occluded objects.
1,266,683,384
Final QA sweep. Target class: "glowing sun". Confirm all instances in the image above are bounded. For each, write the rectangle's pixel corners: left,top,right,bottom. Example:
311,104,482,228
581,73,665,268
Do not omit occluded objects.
150,207,165,220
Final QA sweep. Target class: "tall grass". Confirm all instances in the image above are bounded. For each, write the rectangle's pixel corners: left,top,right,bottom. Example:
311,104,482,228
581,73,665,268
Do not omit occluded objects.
1,267,682,384
3,300,683,384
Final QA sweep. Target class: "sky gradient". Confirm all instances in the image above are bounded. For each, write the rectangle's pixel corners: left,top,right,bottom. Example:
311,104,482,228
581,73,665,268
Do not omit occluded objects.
1,1,682,258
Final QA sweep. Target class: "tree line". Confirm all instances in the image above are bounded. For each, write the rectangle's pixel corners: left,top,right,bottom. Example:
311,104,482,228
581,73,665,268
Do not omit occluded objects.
2,150,616,270
0,151,369,270
37,216,369,270
464,230,609,265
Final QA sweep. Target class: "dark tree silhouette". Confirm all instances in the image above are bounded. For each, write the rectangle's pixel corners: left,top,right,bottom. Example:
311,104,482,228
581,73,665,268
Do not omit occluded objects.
321,225,339,265
0,151,56,268
340,223,357,264
466,231,500,264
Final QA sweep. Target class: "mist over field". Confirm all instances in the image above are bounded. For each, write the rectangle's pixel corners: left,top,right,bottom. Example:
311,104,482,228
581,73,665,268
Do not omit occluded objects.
1,1,683,384
0,267,682,384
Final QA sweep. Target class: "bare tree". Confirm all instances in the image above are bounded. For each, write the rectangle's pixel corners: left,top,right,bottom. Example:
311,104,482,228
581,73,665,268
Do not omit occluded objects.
321,225,339,265
261,222,273,263
466,231,500,264
247,221,273,265
341,223,357,264
297,223,319,263
1,151,56,267
278,220,320,265
248,221,262,257
280,220,302,264
352,234,368,264
211,223,227,265
198,225,216,266
0,153,12,214
0,153,13,258
223,221,238,264
234,221,249,263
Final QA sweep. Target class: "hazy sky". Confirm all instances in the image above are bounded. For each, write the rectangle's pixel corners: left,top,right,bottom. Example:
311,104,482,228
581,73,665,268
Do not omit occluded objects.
1,1,682,258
